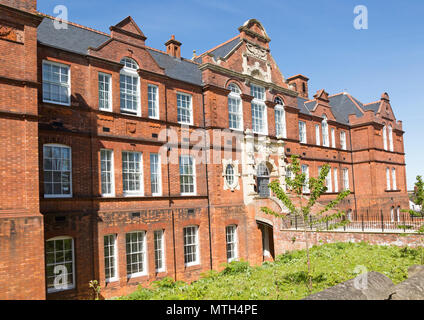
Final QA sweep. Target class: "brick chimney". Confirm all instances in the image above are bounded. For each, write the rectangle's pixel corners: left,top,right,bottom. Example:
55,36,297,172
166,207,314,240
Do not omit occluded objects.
165,35,182,59
0,0,37,11
287,74,309,99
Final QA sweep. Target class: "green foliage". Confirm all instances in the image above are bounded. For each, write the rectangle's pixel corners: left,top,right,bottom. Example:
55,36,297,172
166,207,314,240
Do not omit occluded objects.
89,280,101,300
221,261,251,275
117,243,421,301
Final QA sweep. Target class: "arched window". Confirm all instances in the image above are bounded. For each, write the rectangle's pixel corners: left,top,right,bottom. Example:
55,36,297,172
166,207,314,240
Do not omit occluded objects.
397,206,401,222
274,97,286,138
227,83,243,131
388,125,394,152
45,236,75,293
43,144,72,198
390,207,395,222
383,125,388,150
120,57,140,116
257,162,270,198
322,115,329,147
225,164,236,188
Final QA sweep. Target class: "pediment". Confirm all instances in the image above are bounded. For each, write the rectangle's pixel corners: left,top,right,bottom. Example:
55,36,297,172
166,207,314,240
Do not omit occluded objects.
111,16,146,41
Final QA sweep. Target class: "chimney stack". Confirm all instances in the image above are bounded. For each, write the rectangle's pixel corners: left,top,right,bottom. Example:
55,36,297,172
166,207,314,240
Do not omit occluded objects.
165,35,182,59
287,74,309,99
0,0,37,11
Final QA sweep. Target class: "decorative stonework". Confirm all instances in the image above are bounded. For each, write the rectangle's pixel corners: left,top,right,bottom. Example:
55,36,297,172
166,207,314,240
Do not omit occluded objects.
241,129,286,204
242,53,271,82
245,43,267,60
222,159,241,191
0,22,24,43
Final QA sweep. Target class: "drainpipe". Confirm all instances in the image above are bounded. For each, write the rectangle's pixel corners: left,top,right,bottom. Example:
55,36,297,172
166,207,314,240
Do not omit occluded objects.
164,86,177,281
201,90,213,271
348,128,359,217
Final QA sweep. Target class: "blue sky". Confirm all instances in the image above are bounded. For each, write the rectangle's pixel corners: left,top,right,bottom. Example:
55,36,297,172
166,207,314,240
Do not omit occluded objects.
37,0,424,189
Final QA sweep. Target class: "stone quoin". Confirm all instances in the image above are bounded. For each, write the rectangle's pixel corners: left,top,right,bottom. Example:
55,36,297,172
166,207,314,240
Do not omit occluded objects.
0,0,409,300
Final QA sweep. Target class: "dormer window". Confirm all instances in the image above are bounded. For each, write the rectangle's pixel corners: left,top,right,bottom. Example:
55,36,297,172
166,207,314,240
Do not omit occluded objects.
120,57,140,116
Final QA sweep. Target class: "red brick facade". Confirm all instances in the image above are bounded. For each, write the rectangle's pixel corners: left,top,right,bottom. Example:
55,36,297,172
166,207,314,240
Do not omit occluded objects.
0,1,409,300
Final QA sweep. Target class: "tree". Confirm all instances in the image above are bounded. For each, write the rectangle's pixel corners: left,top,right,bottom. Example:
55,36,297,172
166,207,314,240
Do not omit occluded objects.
261,155,351,292
400,176,424,264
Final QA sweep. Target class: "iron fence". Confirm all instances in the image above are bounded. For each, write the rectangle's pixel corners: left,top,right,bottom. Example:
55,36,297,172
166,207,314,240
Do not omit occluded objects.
282,210,424,233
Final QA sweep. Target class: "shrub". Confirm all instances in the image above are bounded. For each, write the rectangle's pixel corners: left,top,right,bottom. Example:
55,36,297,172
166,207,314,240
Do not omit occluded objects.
221,261,250,275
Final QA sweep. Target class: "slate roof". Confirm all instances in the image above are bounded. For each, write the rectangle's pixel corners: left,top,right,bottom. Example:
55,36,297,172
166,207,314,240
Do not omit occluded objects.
37,16,381,127
363,102,381,113
194,37,241,64
37,17,110,55
328,94,364,125
147,49,202,86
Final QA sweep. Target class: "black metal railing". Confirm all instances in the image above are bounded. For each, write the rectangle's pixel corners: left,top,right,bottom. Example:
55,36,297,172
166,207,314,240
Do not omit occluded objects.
282,210,424,233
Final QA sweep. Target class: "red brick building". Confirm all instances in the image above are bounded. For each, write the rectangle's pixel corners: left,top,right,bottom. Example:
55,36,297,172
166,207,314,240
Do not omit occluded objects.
0,1,409,299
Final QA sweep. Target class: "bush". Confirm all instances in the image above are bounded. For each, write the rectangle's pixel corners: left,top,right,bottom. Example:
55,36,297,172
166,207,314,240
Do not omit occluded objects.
221,261,250,275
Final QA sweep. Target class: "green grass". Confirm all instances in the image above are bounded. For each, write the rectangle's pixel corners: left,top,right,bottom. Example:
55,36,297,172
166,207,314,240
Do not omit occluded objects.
116,242,423,300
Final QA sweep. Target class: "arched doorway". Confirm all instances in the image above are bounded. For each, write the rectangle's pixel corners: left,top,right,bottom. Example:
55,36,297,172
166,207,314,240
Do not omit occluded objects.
257,162,270,198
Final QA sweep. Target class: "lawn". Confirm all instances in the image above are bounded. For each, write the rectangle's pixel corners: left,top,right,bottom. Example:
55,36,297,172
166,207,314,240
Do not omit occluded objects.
117,242,423,300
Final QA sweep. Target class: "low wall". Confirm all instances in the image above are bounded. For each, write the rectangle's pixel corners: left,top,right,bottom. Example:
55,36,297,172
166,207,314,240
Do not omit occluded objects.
275,230,424,254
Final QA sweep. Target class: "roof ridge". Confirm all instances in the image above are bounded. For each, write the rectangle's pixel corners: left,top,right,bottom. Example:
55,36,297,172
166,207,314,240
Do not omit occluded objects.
197,34,240,57
39,12,110,37
146,46,200,66
364,100,381,106
328,92,347,98
346,94,365,114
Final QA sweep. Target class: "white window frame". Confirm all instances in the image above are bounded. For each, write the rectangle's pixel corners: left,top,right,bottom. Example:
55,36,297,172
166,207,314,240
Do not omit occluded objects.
397,206,401,222
154,230,166,273
326,167,333,193
275,104,286,139
122,151,144,197
228,84,243,131
388,125,394,152
183,225,200,267
392,168,397,190
386,168,391,190
104,234,118,283
98,72,112,112
120,58,140,116
179,155,196,196
148,84,159,119
150,153,162,196
301,164,310,194
226,225,238,263
322,116,329,147
45,236,75,293
43,144,72,199
315,124,320,146
334,168,339,193
340,131,347,150
331,128,336,148
251,84,267,135
126,231,147,278
42,60,71,106
383,125,388,150
343,168,350,190
299,121,307,144
100,149,115,197
177,92,193,125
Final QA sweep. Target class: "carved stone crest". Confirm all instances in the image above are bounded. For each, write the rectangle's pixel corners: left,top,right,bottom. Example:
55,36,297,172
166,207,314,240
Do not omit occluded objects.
246,43,267,60
0,22,24,43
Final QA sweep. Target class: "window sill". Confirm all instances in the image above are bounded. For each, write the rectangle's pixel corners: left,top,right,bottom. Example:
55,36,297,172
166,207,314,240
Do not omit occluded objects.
127,273,148,280
43,99,71,107
44,195,73,199
123,193,145,198
385,189,401,193
47,285,75,294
